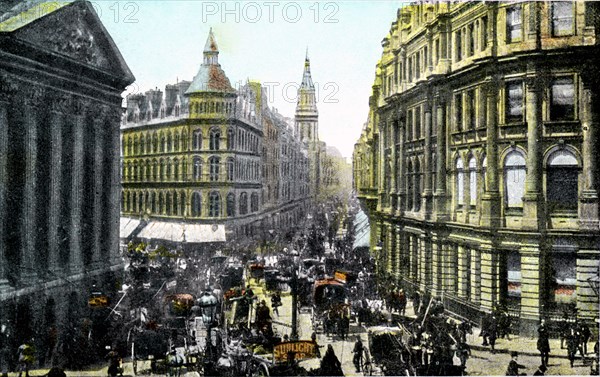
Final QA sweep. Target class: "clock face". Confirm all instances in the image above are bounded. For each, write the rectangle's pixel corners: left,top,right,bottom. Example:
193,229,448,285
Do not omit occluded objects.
212,224,218,232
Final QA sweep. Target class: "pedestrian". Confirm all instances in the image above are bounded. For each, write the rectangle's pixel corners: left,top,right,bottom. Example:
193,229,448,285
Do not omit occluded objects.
579,322,591,355
481,311,490,346
537,319,550,367
353,338,364,372
533,364,547,376
398,288,407,316
488,315,498,354
505,351,526,376
17,342,35,377
412,291,421,316
566,325,580,368
319,344,343,376
271,293,280,317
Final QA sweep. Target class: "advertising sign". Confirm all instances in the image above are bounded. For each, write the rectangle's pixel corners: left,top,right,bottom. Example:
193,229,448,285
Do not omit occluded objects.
273,341,318,362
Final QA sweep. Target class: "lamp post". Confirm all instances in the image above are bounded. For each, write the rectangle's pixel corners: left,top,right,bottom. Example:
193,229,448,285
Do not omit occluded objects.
290,249,300,341
197,291,219,364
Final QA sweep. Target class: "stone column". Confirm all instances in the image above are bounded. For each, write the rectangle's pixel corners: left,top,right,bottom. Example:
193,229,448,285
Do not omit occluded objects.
519,240,544,334
390,117,397,210
108,107,124,266
457,245,468,298
48,95,68,275
69,99,87,274
579,80,599,230
395,225,402,283
442,243,456,294
522,69,545,230
396,116,405,216
423,101,433,218
433,97,448,220
21,88,44,282
470,248,481,304
481,76,501,228
576,247,600,323
91,114,105,270
0,88,11,288
479,241,500,312
430,236,443,296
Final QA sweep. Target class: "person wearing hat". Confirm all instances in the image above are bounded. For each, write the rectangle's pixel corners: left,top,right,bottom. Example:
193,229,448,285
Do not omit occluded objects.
506,351,526,376
537,319,550,367
533,364,547,376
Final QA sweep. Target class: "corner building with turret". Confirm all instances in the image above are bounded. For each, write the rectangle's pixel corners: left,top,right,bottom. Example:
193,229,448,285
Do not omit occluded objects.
121,30,310,244
353,1,599,334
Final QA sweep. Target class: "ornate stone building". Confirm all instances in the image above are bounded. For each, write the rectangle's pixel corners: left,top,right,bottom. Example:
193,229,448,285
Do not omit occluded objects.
121,30,310,244
0,0,134,369
354,1,599,333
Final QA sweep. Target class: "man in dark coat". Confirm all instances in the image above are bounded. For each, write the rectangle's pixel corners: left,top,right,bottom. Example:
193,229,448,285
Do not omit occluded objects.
537,320,550,367
506,351,526,376
320,345,344,376
353,338,364,372
566,325,580,368
488,315,498,354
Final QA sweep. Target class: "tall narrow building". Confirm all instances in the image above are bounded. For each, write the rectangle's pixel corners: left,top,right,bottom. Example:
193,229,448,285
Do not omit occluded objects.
295,52,322,198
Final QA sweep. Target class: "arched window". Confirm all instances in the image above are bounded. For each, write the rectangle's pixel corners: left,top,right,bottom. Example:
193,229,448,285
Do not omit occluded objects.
504,150,526,208
226,193,235,217
192,129,202,150
167,132,172,152
152,160,158,181
209,191,221,217
209,156,220,182
149,192,155,213
166,192,171,215
158,192,164,214
173,192,178,215
456,157,465,207
152,134,158,153
239,192,248,215
159,159,164,181
251,192,259,212
180,191,186,216
547,149,578,211
166,159,172,180
193,157,203,180
210,128,221,151
191,192,202,217
174,133,180,152
227,128,235,150
482,156,487,193
159,133,165,152
227,158,234,181
173,158,179,180
469,156,477,206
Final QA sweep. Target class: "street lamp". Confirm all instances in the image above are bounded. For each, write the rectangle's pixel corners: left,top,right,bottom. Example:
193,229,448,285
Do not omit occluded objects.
290,249,300,341
198,291,218,326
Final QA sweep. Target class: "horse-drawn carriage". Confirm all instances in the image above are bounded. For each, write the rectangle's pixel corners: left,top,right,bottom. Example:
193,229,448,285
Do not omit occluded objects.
311,278,349,335
367,326,408,376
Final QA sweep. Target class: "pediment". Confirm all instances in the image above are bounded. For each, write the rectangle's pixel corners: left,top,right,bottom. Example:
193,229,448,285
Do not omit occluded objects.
9,1,133,82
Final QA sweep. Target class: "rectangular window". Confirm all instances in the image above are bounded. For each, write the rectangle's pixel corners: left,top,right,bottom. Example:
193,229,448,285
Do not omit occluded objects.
585,2,597,27
415,53,421,80
550,77,575,121
506,6,522,42
506,81,524,123
552,253,577,304
552,1,574,36
507,251,522,299
468,23,475,56
455,30,462,61
547,167,578,210
455,93,463,131
408,57,413,82
435,39,440,65
481,16,488,51
415,106,421,139
468,89,477,129
506,167,525,208
406,109,413,140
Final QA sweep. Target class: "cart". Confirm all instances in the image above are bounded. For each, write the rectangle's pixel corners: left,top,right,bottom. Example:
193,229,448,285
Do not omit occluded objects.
367,326,408,376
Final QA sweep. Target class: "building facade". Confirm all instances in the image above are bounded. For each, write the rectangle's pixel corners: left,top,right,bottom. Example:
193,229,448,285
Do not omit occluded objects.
354,1,599,333
121,30,310,244
0,0,134,369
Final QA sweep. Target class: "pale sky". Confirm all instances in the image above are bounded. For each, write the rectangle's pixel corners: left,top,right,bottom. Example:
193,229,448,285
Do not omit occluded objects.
98,1,402,158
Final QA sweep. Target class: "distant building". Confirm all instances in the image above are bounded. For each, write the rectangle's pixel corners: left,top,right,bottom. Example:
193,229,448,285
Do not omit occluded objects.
0,0,134,369
354,1,599,334
120,30,310,247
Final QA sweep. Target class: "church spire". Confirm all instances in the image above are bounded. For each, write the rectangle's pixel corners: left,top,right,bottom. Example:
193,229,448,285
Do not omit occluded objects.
203,27,219,65
301,48,314,89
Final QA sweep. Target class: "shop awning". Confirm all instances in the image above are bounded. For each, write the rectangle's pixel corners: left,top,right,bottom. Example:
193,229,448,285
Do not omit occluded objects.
352,210,370,250
120,217,141,239
137,221,226,243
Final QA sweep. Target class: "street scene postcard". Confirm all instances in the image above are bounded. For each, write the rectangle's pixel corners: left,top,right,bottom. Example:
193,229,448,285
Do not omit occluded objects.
0,0,598,376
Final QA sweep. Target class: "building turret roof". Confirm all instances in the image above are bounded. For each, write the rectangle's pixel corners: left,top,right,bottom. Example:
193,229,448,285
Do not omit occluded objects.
185,28,235,95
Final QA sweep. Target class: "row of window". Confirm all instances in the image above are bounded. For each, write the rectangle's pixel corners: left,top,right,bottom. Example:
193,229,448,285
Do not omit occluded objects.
122,190,260,217
506,2,578,44
123,127,260,156
453,76,576,132
122,156,261,183
190,100,234,115
453,148,578,211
